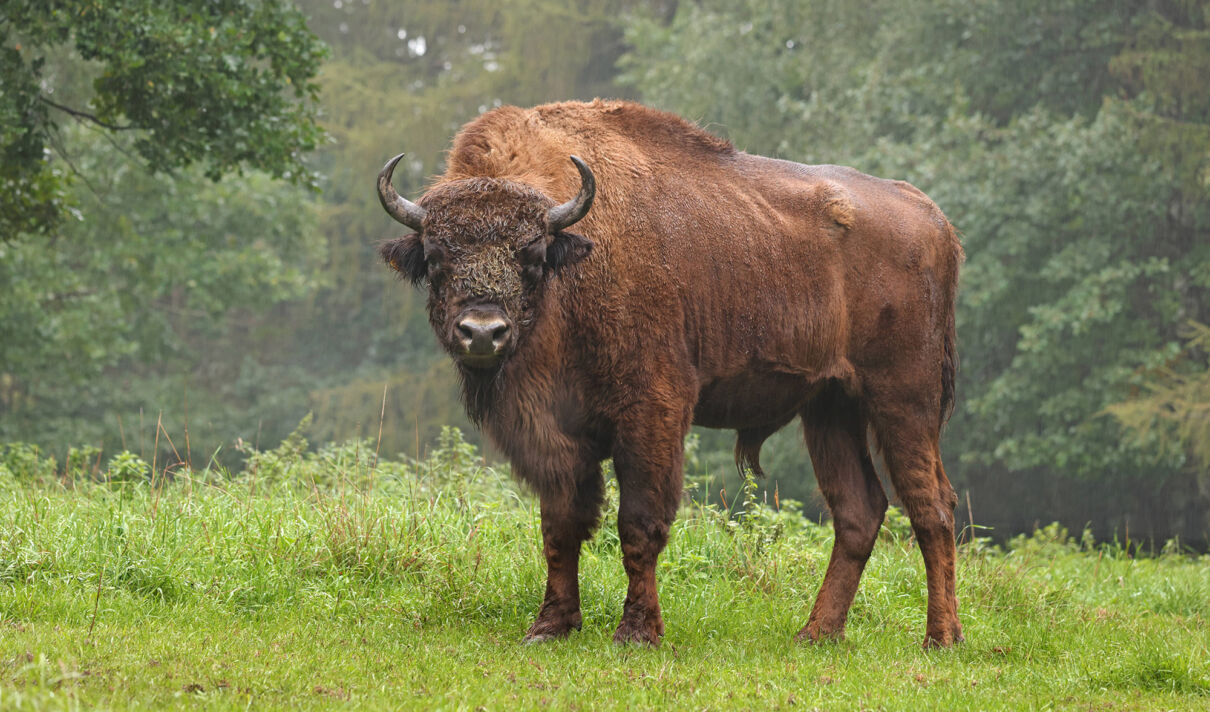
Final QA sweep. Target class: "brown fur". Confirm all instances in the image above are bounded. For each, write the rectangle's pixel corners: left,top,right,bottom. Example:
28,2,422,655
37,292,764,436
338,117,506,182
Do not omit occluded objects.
380,99,965,648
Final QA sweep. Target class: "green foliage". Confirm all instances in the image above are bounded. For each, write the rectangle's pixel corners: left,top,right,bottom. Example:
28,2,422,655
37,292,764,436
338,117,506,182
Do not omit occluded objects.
240,413,315,483
874,0,1148,123
64,445,100,480
1006,522,1082,557
1,4,330,459
0,0,326,240
0,443,56,482
1108,321,1210,478
621,0,887,159
0,45,66,238
1,2,329,464
0,125,326,458
881,505,916,544
916,103,1202,479
104,451,149,484
424,425,487,477
233,421,510,507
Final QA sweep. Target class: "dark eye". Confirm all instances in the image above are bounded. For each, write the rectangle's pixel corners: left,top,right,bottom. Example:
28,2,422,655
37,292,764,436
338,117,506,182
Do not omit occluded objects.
522,263,543,282
422,239,445,277
518,241,546,282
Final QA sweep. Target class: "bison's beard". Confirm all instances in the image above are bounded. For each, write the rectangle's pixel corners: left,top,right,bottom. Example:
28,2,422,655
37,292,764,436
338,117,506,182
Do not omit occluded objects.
456,361,505,425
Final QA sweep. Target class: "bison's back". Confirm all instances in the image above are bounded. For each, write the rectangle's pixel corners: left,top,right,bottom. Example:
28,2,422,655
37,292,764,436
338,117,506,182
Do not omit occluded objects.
442,100,734,201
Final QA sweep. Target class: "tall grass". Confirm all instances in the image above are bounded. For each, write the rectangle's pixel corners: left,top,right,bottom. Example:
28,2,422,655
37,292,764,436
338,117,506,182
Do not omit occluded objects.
1,431,1208,710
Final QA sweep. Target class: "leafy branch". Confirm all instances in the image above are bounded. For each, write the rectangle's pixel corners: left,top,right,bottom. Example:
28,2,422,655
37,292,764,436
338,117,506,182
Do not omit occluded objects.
38,95,137,131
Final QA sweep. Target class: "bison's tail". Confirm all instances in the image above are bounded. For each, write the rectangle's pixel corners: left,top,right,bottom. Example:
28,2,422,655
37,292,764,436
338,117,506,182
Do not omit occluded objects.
734,426,775,478
939,224,964,428
940,308,958,427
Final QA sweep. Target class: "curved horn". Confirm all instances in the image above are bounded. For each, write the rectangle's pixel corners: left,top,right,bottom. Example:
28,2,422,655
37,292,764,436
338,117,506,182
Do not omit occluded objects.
377,152,427,231
546,155,596,233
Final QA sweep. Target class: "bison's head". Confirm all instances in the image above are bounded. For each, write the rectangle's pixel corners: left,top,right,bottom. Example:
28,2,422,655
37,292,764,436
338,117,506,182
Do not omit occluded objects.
377,153,595,371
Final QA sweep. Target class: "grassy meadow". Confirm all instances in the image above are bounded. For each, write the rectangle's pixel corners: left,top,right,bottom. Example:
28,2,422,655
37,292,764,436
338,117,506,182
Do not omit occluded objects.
1,430,1208,711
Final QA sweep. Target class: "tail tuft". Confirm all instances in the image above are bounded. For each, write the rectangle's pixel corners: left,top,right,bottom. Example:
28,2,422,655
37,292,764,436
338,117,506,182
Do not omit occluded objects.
734,427,772,478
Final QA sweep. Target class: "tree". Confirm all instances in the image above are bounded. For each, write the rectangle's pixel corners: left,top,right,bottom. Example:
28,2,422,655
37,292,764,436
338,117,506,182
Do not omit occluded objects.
0,126,326,460
0,0,326,240
1108,321,1210,486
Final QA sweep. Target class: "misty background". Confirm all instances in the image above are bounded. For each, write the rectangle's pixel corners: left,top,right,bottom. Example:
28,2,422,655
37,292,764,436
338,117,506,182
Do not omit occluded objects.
2,0,1208,546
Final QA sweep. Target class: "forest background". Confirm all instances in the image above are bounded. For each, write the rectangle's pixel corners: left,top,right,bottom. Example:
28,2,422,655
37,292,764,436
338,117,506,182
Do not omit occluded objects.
2,0,1209,546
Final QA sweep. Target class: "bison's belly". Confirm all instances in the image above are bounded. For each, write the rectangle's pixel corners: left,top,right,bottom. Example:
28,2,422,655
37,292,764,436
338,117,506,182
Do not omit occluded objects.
692,371,820,430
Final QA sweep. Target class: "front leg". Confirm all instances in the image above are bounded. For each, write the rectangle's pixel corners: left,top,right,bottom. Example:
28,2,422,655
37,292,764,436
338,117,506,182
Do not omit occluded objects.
524,464,604,643
612,402,691,647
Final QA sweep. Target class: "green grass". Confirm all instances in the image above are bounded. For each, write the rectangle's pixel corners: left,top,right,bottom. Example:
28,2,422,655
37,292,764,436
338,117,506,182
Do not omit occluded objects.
1,434,1208,711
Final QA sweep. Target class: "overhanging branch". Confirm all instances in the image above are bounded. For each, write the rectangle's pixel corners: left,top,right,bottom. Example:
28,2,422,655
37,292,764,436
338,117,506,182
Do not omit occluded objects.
38,95,138,131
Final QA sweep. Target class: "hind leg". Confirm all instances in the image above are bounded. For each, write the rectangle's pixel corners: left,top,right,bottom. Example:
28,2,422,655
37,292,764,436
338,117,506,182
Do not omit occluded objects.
871,402,963,648
796,385,888,642
935,456,961,634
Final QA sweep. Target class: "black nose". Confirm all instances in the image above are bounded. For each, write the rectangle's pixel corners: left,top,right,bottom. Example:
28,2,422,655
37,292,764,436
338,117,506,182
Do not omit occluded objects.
455,313,511,356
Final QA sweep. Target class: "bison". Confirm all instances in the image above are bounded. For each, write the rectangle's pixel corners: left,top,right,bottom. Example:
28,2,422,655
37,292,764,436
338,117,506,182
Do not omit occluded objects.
377,100,964,648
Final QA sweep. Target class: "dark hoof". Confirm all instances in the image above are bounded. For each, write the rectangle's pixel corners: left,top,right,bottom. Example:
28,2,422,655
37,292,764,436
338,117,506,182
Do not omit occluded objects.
794,620,845,644
523,611,581,644
613,616,662,647
922,628,964,649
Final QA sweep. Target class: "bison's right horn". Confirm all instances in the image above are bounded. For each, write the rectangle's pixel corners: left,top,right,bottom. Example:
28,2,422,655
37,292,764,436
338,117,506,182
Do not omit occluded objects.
546,155,596,232
377,152,427,231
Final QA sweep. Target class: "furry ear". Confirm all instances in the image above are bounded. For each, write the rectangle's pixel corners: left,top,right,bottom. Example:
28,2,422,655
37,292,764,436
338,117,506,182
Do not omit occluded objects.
380,234,426,285
545,231,594,273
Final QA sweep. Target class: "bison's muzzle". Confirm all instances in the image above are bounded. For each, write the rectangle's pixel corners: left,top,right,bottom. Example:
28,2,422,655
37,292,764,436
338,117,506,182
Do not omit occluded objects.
453,307,513,368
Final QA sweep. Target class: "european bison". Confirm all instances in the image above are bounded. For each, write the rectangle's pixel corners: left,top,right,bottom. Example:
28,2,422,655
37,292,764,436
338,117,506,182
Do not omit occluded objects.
378,100,964,648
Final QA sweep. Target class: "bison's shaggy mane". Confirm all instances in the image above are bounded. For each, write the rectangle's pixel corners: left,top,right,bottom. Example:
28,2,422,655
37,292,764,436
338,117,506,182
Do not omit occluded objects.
442,99,734,183
581,99,735,156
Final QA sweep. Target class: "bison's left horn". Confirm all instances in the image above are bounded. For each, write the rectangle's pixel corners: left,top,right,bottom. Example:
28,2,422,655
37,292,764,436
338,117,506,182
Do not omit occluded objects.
546,155,596,233
377,152,427,231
